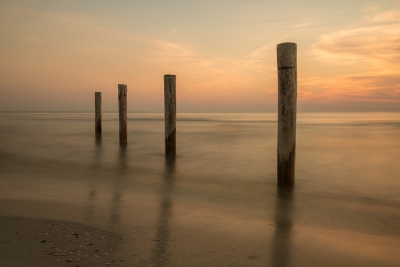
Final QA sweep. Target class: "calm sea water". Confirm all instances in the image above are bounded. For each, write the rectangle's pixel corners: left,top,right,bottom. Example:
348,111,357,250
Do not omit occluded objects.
1,112,400,266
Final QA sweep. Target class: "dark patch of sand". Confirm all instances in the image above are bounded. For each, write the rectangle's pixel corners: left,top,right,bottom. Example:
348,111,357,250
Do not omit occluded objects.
0,217,129,267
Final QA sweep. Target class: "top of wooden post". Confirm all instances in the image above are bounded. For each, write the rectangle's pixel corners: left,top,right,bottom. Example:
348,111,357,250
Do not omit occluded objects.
277,42,297,50
164,74,176,77
118,84,127,95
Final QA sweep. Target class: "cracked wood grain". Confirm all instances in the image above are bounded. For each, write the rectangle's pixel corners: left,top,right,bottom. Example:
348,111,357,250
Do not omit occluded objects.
164,75,176,158
277,43,297,187
118,84,127,145
95,92,102,134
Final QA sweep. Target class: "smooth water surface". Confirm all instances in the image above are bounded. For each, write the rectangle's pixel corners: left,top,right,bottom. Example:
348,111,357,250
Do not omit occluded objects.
1,112,400,266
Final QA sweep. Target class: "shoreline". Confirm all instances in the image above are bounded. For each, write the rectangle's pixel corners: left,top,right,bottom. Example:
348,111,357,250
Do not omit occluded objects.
2,195,400,267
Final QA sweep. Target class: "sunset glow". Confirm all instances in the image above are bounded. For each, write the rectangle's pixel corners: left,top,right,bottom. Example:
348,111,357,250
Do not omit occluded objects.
1,0,399,112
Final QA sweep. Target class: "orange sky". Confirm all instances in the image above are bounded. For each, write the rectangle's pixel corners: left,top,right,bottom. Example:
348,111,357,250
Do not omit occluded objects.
1,0,399,112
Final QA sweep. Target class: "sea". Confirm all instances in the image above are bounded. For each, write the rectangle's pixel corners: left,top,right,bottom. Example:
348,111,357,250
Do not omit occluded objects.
0,112,400,266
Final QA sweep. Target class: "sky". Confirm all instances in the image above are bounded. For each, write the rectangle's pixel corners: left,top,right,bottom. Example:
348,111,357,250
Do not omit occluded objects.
1,0,399,112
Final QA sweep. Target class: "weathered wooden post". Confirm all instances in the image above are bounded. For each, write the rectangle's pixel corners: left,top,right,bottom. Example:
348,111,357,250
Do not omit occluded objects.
164,75,176,157
277,42,297,187
118,84,127,145
95,92,102,134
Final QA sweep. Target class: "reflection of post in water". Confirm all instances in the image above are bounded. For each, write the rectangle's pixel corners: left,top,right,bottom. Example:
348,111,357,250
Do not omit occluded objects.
271,187,294,267
85,133,103,221
109,144,127,227
85,187,97,221
93,130,103,165
150,157,175,266
95,131,102,146
118,144,128,170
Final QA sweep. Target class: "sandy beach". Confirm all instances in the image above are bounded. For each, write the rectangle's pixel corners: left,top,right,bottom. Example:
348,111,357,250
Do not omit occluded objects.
1,112,400,266
2,195,400,267
0,216,126,267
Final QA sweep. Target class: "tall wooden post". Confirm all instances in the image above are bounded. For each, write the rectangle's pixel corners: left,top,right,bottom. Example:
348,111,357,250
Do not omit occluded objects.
164,75,176,157
95,92,102,134
277,42,297,187
118,84,127,145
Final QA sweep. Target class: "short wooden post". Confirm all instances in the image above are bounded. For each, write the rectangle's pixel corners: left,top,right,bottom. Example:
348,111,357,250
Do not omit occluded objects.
164,75,176,157
118,84,127,145
277,42,297,187
95,92,102,134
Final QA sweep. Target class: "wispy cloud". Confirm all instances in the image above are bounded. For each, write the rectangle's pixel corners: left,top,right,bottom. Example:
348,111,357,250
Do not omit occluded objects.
216,57,271,74
171,27,178,34
370,9,400,22
312,24,400,67
215,40,284,76
299,72,400,103
155,41,194,57
307,8,400,104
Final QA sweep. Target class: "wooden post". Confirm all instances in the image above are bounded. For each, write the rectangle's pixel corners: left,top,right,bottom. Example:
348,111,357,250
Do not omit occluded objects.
118,84,127,145
277,42,297,187
164,75,176,157
95,92,102,134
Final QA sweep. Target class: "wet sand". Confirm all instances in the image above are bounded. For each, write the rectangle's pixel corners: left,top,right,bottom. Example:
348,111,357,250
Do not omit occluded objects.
0,216,127,267
1,112,400,266
1,185,400,267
